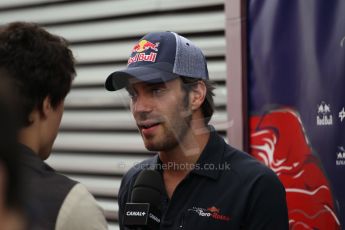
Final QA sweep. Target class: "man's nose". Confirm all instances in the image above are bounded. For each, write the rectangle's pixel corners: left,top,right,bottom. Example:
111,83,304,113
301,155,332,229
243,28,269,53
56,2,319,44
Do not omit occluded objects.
132,95,153,114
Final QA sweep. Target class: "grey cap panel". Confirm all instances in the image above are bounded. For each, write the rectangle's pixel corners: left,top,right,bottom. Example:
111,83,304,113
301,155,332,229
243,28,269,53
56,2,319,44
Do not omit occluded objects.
172,32,209,79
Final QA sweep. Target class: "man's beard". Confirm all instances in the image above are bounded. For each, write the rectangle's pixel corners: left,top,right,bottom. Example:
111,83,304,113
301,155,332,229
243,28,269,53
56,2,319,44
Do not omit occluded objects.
145,111,192,152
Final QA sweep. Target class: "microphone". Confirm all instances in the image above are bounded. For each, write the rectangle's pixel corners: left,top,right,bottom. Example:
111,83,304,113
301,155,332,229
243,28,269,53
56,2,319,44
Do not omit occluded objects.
124,169,164,229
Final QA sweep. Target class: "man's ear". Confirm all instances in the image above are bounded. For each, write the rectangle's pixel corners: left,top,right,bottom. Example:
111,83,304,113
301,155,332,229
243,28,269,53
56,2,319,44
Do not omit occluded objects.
190,81,206,111
27,97,51,123
41,96,52,118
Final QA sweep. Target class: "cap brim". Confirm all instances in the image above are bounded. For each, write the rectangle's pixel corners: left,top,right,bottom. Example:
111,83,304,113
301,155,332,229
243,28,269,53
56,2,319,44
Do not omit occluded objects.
105,65,179,91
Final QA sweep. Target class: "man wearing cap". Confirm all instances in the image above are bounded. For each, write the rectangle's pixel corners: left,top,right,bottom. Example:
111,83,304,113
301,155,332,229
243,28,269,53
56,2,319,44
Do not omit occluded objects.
105,31,289,229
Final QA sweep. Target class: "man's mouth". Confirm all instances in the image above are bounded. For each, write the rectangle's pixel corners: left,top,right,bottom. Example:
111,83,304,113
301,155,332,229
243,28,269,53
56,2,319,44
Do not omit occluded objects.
138,122,160,129
137,121,161,135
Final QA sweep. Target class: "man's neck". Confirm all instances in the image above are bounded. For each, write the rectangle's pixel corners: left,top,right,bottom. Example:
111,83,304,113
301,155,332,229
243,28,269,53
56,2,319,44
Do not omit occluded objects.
159,125,210,175
158,125,210,198
18,126,40,157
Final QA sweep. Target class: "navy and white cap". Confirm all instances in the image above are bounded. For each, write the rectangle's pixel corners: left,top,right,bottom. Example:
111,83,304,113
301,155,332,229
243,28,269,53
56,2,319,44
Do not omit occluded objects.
105,31,209,91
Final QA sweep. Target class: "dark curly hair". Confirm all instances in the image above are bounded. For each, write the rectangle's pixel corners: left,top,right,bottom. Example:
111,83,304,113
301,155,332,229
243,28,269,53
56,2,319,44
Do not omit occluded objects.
0,22,76,127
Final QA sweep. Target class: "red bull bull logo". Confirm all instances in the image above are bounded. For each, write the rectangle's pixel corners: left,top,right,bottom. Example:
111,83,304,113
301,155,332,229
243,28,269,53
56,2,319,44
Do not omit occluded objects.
128,39,160,65
131,40,159,53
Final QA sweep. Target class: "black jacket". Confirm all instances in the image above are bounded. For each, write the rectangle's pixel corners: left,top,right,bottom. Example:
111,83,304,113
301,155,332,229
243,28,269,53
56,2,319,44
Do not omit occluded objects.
20,144,77,230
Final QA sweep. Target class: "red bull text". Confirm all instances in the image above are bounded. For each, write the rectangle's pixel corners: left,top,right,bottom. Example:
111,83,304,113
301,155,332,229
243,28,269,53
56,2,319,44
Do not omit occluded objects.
128,40,159,65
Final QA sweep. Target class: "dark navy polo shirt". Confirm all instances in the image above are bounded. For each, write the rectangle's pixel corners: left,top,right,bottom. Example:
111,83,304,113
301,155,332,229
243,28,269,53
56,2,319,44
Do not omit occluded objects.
118,130,289,230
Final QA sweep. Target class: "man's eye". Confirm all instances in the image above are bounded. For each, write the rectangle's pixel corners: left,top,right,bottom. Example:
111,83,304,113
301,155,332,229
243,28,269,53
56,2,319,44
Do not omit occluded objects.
152,88,165,95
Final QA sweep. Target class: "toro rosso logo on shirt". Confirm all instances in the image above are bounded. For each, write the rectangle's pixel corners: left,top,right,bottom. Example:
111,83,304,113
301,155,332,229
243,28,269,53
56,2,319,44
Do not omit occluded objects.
187,206,231,222
128,39,160,65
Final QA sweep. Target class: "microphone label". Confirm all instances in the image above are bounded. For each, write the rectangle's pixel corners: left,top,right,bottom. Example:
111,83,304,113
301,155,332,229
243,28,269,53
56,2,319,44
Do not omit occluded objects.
124,203,150,225
124,203,162,228
126,211,146,216
149,213,160,223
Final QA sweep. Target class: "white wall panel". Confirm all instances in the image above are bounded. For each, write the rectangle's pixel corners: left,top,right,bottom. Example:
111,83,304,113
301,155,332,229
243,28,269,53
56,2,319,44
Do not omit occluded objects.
108,224,120,230
47,154,148,174
71,35,225,63
0,0,58,8
0,0,224,24
46,12,224,42
53,132,146,152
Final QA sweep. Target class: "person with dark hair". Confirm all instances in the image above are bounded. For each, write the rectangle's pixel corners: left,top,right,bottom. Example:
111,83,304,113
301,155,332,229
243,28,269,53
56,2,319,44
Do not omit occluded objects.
105,31,289,229
0,79,26,230
0,22,108,230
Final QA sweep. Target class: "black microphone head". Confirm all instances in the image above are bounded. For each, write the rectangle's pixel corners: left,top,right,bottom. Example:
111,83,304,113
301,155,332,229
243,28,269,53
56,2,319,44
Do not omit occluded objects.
131,169,164,208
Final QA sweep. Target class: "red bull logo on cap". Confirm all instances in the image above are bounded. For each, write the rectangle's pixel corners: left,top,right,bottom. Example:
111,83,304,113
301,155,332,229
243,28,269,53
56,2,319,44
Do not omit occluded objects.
128,39,160,65
131,39,159,53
